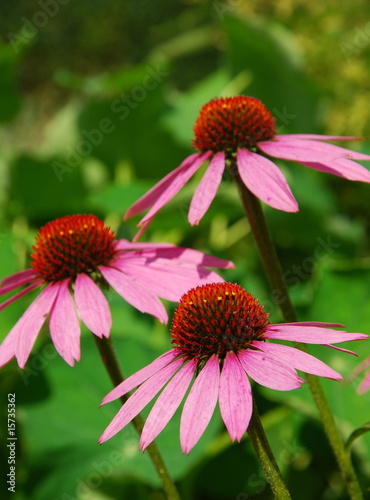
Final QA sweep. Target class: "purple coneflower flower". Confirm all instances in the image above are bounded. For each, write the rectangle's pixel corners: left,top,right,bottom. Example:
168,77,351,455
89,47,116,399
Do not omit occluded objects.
99,282,367,453
0,215,233,368
125,96,370,228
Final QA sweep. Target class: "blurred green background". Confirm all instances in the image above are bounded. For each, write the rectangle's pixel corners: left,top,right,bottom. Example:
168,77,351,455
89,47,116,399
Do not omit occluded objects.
0,1,370,499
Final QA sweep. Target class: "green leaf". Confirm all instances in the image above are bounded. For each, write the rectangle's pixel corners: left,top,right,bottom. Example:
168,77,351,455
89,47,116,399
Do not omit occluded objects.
15,336,222,499
77,85,189,179
0,44,22,123
223,15,321,133
8,156,88,223
162,69,231,146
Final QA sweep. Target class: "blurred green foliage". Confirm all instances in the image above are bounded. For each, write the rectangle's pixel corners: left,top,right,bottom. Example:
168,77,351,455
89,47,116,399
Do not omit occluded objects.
0,1,370,499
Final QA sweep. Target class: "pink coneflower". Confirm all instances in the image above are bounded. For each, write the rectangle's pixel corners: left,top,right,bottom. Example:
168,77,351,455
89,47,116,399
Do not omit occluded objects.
99,282,367,453
125,96,370,228
0,215,233,368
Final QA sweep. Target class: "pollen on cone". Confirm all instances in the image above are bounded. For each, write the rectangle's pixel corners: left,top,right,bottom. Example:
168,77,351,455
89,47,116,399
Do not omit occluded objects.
31,215,117,282
192,96,276,152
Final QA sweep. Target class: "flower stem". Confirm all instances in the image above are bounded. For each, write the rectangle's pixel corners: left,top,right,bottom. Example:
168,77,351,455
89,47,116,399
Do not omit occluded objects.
247,400,292,500
94,335,182,500
231,167,364,500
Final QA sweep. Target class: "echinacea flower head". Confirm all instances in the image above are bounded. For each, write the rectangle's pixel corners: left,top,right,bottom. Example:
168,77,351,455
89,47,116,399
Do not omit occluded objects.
125,96,370,228
0,215,233,369
99,282,368,453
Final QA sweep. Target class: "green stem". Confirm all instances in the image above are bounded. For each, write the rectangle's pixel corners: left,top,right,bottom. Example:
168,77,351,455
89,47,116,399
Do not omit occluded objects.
231,167,364,500
94,335,182,500
247,400,292,500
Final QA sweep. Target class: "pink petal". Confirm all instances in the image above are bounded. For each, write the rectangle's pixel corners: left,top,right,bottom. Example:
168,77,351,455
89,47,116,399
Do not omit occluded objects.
132,218,153,242
0,268,38,295
236,149,298,212
125,152,211,225
253,341,342,381
129,246,235,269
115,240,175,251
280,321,344,328
219,352,252,442
324,344,358,356
99,358,184,443
180,355,220,454
277,134,363,142
301,159,370,183
74,274,111,338
188,151,225,225
237,349,303,391
0,325,21,368
14,283,60,368
259,138,370,163
112,247,233,302
102,350,178,405
99,265,168,323
265,324,368,344
0,281,42,312
112,260,215,302
140,359,197,450
49,279,80,366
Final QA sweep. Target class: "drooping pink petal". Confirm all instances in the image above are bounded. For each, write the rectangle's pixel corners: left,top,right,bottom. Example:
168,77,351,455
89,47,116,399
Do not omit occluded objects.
236,149,298,212
132,218,154,241
301,159,370,183
13,283,60,368
112,247,232,302
74,274,112,338
324,344,358,356
219,352,252,442
188,151,225,225
115,239,175,251
125,152,211,225
140,359,197,450
99,358,184,443
128,246,235,269
0,281,42,312
237,349,303,391
265,324,368,344
49,279,80,366
180,355,220,454
99,265,168,323
0,268,38,295
125,152,207,219
252,340,342,381
259,138,370,163
277,134,363,142
279,321,344,328
0,325,21,367
101,350,179,405
112,259,222,302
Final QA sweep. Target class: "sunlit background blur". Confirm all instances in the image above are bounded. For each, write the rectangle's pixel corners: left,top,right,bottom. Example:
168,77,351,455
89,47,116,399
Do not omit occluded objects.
0,1,370,499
